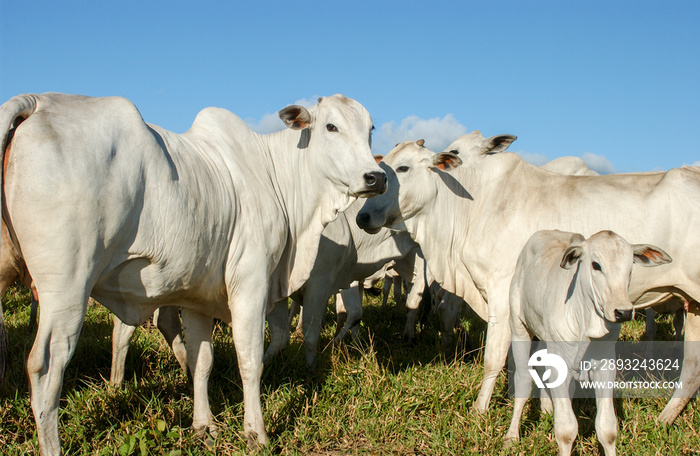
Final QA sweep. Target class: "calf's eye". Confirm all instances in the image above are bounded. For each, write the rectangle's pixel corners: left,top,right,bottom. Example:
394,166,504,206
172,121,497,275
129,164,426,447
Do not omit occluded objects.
592,261,602,271
396,166,410,173
326,124,338,132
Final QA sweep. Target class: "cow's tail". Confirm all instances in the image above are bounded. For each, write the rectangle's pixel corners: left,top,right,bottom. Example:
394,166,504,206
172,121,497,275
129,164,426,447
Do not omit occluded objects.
0,93,40,383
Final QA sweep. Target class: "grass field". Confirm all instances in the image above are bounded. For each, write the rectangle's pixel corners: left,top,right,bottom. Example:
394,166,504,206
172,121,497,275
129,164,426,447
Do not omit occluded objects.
0,283,699,455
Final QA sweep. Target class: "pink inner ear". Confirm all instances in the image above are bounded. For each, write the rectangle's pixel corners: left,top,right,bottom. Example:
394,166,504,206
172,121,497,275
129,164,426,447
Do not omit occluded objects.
436,162,447,170
649,250,664,260
374,155,383,164
642,249,665,262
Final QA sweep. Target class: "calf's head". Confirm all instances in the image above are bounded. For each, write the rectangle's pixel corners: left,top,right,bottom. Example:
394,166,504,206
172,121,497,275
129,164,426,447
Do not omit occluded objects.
560,230,672,323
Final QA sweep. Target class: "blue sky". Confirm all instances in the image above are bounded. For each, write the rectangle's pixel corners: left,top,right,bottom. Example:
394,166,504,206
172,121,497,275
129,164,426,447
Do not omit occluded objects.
1,1,698,173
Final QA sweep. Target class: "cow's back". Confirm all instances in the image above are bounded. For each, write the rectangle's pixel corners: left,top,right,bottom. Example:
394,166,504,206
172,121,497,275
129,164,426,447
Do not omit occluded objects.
3,94,241,322
456,154,700,304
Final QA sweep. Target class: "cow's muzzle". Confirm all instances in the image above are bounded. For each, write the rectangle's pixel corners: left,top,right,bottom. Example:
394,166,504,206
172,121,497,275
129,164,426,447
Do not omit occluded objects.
359,171,387,196
614,308,634,323
356,211,382,234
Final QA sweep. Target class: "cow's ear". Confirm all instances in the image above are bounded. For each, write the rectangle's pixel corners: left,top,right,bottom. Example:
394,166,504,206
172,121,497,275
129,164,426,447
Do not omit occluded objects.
560,245,584,269
484,134,517,154
373,154,383,164
433,152,463,170
632,244,673,267
279,105,312,130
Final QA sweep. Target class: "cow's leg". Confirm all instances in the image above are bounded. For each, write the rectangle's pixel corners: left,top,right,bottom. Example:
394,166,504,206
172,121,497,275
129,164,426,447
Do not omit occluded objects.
0,260,19,380
181,308,216,436
394,277,406,308
659,301,700,424
589,347,618,456
505,334,532,444
27,290,89,455
288,297,301,327
673,308,685,341
402,275,426,340
334,287,362,343
153,306,187,373
644,308,658,359
645,308,658,341
539,388,554,415
228,286,268,448
299,289,329,368
28,283,39,333
264,299,290,363
293,303,304,338
474,290,511,412
110,315,137,385
552,395,577,456
438,292,462,347
381,277,392,307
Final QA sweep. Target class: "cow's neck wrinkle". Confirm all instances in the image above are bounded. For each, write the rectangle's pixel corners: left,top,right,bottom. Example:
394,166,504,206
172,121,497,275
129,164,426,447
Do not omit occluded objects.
562,273,612,341
406,167,480,298
262,130,350,300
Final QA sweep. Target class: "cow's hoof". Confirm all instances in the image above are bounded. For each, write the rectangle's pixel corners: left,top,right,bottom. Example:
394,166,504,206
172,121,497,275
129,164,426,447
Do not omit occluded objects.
503,435,518,450
194,422,219,442
243,431,261,452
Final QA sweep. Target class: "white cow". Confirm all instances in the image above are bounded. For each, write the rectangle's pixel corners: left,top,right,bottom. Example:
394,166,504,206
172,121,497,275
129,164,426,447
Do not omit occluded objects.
401,131,518,343
266,131,518,365
0,92,385,454
0,218,188,385
506,229,671,455
419,134,685,362
264,198,420,367
356,140,700,421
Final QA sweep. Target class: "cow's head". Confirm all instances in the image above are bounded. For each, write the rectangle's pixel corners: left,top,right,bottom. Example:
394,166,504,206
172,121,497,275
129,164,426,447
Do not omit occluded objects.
356,139,461,234
443,130,517,168
560,230,672,324
279,95,386,199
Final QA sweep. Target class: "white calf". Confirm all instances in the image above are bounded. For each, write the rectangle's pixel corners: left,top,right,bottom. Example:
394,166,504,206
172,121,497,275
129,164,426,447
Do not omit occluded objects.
506,230,670,455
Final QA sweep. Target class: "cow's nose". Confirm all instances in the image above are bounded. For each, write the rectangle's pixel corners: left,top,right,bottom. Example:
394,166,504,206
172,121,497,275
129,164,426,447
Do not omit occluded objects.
614,309,634,322
356,212,371,229
364,171,387,193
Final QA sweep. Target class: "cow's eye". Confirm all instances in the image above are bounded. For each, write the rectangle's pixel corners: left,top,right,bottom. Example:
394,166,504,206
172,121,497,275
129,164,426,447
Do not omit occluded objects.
396,166,410,173
326,124,338,132
592,261,602,272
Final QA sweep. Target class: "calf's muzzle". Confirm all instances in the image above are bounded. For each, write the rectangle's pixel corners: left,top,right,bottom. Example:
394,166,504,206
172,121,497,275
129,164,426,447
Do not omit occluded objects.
614,308,634,323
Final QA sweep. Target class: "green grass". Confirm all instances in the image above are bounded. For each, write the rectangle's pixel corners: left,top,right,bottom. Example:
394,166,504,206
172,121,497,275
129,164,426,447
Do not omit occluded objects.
1,283,699,455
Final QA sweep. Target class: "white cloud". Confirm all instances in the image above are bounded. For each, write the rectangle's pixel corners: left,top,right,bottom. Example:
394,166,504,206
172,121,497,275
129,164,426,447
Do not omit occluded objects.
581,152,617,175
246,97,319,134
246,112,285,134
373,114,468,154
517,151,549,167
292,97,318,108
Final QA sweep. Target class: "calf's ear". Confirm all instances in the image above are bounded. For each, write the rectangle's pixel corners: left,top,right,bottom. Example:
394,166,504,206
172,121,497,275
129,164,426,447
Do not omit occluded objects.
632,244,672,267
560,245,584,270
279,105,312,130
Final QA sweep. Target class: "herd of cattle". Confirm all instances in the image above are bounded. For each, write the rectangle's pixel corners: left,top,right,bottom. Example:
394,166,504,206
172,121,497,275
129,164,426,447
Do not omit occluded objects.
0,92,697,455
